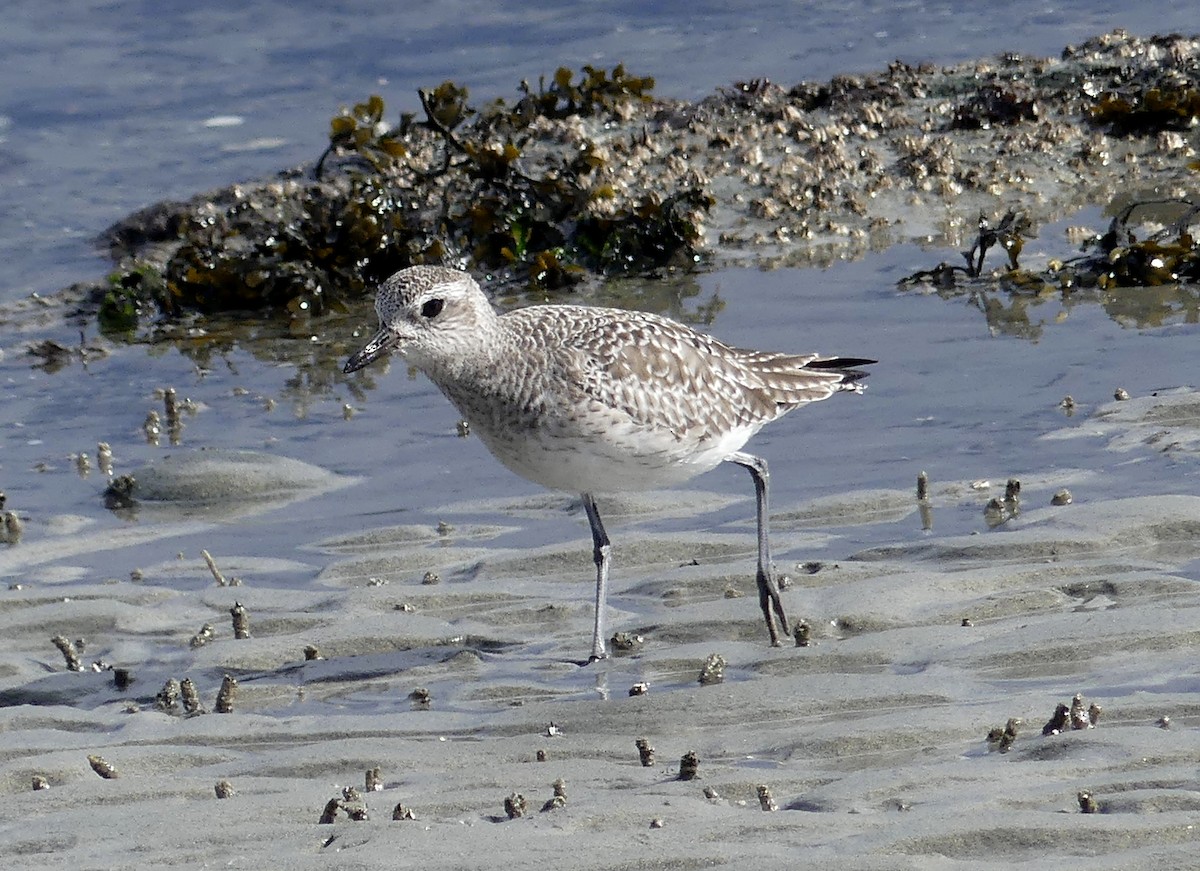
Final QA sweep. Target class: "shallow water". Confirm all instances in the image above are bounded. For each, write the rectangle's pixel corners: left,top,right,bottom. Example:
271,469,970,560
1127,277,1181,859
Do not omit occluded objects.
2,4,1200,868
4,0,1199,298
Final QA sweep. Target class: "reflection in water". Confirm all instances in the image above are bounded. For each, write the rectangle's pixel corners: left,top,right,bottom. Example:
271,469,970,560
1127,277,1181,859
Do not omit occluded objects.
902,199,1200,336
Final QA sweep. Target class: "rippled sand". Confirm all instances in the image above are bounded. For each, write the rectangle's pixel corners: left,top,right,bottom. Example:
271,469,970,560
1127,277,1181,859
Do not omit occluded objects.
2,392,1199,868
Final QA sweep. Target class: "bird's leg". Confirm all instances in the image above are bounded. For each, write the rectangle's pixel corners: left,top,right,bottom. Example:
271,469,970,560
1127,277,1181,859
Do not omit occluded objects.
726,451,789,645
581,492,611,662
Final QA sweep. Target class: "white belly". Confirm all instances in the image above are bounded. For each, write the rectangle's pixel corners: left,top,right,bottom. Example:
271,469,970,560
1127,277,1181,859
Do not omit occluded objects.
473,415,760,494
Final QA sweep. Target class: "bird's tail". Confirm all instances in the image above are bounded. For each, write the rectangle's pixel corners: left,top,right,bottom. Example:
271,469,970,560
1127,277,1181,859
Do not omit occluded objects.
805,356,875,393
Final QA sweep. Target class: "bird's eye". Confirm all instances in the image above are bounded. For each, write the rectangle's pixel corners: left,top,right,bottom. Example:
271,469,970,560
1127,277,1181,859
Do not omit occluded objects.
420,298,444,319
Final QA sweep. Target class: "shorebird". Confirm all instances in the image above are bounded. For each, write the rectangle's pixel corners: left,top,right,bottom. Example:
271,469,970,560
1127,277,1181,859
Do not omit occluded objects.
344,266,872,661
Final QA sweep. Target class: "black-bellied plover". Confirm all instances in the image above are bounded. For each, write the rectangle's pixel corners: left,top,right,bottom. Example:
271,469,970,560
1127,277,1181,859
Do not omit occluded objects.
345,266,872,661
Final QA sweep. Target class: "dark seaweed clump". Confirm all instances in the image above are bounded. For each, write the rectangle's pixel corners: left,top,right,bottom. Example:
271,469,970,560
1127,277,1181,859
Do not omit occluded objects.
100,65,707,331
900,200,1200,338
949,83,1040,130
1087,84,1200,136
903,200,1200,291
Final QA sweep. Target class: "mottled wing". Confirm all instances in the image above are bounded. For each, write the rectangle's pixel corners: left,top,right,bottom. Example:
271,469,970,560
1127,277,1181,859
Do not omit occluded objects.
724,347,868,409
543,308,849,444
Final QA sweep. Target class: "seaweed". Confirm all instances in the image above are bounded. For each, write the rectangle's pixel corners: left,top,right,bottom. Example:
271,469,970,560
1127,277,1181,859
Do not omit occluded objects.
950,84,1039,130
1088,85,1200,136
900,199,1200,334
899,210,1033,287
1092,199,1200,287
102,65,705,329
509,64,656,122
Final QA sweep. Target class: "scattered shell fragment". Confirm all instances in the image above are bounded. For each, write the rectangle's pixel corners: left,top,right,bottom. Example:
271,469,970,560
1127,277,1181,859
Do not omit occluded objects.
723,586,745,599
1114,387,1130,401
1078,790,1099,813
1042,703,1070,736
32,775,50,791
1069,693,1090,729
757,784,777,811
392,803,417,820
97,442,114,476
1051,489,1073,505
540,779,568,812
986,717,1021,753
304,644,324,661
215,675,238,713
215,780,236,799
1042,693,1101,735
189,622,216,648
628,681,649,696
366,767,383,792
544,722,563,738
916,470,929,501
181,678,205,715
504,792,527,819
0,510,23,544
421,570,440,585
103,474,136,510
202,549,229,586
970,480,991,490
961,617,974,627
156,678,181,713
318,799,341,825
163,387,183,444
635,738,655,767
230,601,250,639
88,755,119,779
678,751,700,781
983,497,1011,527
143,410,161,444
649,818,665,829
703,786,721,801
340,786,369,820
609,630,644,653
794,621,812,647
698,653,726,685
52,636,83,672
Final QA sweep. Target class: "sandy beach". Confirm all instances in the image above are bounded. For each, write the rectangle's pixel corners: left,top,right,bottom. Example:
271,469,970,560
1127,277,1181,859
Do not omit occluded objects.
2,387,1199,869
2,5,1199,867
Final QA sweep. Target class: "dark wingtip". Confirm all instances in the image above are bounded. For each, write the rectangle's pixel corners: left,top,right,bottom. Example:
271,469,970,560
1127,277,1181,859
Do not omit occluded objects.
807,356,877,369
808,356,875,385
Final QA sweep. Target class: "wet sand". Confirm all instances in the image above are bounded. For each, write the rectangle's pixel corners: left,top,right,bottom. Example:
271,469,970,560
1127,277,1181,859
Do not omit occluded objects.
2,390,1199,868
